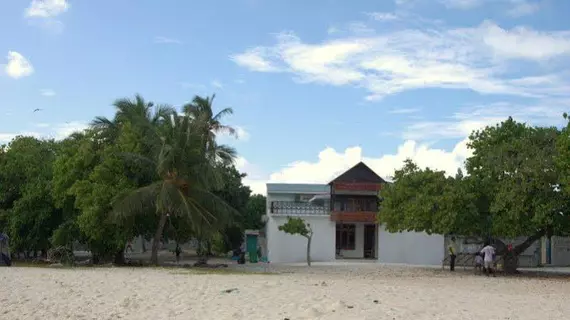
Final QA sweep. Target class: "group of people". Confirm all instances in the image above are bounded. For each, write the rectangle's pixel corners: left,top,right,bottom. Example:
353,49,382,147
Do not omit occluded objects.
448,238,497,277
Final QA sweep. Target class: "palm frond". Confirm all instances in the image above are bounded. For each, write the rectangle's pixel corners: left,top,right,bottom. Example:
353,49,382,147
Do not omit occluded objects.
111,182,162,220
212,107,233,122
89,116,114,130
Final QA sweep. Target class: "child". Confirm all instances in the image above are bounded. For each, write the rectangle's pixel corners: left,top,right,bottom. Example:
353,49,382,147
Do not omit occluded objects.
474,252,483,273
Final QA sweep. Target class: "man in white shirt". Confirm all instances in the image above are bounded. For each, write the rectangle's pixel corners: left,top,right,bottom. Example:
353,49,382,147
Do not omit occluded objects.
480,242,496,277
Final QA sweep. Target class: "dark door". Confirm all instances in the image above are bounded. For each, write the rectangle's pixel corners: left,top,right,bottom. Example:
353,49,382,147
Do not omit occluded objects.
364,224,376,259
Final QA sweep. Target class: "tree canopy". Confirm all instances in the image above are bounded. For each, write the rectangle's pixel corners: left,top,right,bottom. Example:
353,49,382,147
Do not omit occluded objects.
379,117,570,270
0,93,262,265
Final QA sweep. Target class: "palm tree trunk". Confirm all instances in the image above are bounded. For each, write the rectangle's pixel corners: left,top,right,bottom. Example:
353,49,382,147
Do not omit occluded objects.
151,212,168,265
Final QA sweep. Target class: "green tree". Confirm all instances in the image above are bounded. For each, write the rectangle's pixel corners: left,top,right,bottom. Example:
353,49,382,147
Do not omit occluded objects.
278,217,313,266
244,194,266,231
114,111,238,265
183,94,239,255
213,165,253,253
380,118,570,272
379,160,478,236
0,136,62,257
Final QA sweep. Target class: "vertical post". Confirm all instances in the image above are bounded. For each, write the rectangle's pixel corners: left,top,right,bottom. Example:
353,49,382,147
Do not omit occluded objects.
546,236,552,264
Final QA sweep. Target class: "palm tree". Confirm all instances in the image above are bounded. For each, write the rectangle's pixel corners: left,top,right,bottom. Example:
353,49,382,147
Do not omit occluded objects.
113,111,238,265
90,94,175,146
183,94,237,165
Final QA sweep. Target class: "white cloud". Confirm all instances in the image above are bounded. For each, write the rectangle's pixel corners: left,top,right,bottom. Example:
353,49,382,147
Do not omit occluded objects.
5,51,34,79
25,0,69,32
52,121,88,139
240,98,569,194
154,36,183,45
235,126,250,141
230,48,281,72
403,100,569,140
0,121,88,144
0,132,41,144
211,80,223,89
235,156,267,195
388,107,421,114
395,0,418,6
439,0,484,9
478,21,570,60
367,12,399,21
231,20,570,100
25,0,69,18
240,138,472,195
40,89,56,97
439,0,540,16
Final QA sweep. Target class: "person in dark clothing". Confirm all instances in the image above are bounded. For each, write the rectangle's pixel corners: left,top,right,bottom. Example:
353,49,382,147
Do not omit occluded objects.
175,244,182,263
448,237,458,271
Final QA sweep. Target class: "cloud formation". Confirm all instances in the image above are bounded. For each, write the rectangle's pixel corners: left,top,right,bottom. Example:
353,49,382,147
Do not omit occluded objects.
239,137,471,195
5,51,34,79
232,20,570,101
0,121,87,144
25,0,69,33
25,0,69,18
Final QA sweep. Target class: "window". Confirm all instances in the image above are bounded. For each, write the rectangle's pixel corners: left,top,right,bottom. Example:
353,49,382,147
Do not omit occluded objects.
295,194,314,202
336,224,356,250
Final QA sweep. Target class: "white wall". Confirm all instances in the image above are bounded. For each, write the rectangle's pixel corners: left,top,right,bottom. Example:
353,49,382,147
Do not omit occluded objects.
266,215,336,263
377,225,444,266
551,236,570,266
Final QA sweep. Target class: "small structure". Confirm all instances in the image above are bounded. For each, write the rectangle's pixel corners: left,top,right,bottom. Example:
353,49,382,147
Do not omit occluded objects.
244,230,260,263
265,162,445,265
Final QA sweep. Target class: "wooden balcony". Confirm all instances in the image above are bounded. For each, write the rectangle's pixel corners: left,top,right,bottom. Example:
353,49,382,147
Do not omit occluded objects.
330,211,377,223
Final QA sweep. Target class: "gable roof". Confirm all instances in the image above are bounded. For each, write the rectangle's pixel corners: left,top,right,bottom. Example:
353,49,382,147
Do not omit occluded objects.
328,162,386,185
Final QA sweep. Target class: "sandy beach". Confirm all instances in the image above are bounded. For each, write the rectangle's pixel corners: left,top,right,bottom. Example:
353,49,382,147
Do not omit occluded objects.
1,264,569,320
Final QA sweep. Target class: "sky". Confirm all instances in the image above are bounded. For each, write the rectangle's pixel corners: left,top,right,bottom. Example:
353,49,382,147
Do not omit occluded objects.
1,0,570,195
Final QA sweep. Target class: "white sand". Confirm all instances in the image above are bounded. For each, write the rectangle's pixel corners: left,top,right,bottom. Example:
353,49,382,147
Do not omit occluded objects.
1,264,569,320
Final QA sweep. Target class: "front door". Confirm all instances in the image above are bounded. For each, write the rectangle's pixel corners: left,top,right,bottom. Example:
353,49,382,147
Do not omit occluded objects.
363,224,376,259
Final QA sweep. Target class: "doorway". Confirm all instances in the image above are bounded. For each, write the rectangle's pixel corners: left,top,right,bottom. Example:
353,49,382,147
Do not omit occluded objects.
363,224,376,259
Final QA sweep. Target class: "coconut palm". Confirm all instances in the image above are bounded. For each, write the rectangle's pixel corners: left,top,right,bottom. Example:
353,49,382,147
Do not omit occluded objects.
90,94,175,146
183,94,237,165
113,111,238,265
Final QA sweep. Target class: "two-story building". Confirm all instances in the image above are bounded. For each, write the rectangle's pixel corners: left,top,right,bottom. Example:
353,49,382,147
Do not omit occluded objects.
265,162,445,266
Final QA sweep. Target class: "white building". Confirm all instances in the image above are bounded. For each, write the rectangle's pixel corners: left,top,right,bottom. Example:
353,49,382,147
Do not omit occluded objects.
265,162,445,266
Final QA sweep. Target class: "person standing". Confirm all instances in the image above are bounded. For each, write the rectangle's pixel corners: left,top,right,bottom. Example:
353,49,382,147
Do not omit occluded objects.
448,237,458,271
480,242,496,277
175,244,182,263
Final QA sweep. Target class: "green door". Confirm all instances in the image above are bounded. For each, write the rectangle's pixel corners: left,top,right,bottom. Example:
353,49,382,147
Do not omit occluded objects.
246,234,258,263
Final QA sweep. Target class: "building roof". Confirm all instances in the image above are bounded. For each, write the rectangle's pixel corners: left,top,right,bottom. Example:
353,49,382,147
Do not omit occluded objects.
266,183,330,194
328,161,386,185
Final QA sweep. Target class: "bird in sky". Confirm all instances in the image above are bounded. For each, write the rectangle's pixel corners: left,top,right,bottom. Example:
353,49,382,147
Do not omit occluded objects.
33,108,42,112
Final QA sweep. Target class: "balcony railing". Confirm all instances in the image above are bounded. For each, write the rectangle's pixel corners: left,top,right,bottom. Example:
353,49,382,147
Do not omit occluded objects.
270,201,330,215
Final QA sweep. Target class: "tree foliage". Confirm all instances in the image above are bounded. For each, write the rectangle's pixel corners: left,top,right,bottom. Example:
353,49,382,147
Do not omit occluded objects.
379,117,570,271
0,93,258,265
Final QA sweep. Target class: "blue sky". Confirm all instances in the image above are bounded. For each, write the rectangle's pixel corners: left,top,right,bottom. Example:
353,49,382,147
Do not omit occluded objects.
1,0,570,194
